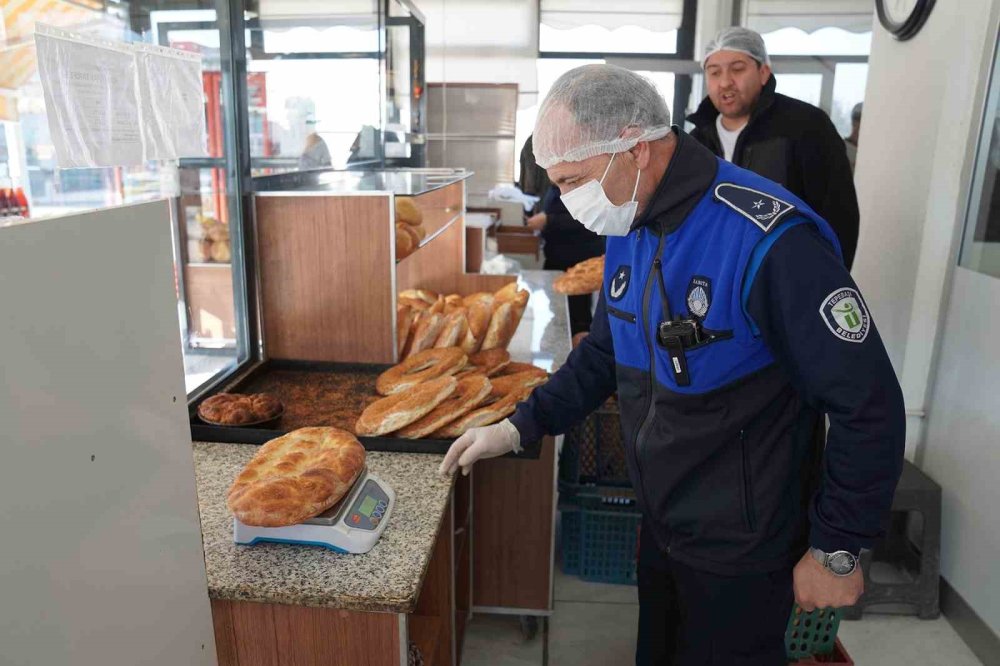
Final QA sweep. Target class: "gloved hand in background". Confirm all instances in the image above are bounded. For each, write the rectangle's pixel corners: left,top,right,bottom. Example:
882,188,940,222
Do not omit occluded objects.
438,418,522,476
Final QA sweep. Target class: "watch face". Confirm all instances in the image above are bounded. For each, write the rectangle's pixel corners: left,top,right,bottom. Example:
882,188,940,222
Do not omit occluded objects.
829,552,857,576
877,0,935,40
884,0,919,23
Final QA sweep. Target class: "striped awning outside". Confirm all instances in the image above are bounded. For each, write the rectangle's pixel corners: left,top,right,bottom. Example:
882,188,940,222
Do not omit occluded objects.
0,0,103,118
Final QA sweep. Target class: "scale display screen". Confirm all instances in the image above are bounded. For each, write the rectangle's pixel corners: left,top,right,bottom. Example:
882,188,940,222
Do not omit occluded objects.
358,496,378,517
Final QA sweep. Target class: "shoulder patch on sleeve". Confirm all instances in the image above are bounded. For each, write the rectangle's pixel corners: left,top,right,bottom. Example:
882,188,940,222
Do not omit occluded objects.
714,183,797,233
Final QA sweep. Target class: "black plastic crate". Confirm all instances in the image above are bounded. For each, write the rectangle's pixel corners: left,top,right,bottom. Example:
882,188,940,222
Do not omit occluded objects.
559,399,631,492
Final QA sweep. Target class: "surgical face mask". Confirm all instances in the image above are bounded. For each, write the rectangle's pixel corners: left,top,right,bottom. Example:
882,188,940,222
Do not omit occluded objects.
559,152,641,237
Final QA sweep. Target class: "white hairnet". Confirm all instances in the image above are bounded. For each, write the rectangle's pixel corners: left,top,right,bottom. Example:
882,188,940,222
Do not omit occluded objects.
702,27,770,67
532,64,672,169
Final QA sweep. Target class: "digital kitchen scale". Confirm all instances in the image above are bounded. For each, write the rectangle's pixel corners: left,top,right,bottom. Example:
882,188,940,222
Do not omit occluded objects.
233,467,394,554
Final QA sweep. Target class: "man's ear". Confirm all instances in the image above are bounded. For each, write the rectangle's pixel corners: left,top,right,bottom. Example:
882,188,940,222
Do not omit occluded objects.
759,63,772,86
630,141,652,170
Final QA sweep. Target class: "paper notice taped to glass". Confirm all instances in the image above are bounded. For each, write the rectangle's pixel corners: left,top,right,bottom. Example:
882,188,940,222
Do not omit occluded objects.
35,24,207,168
134,43,207,161
35,24,144,168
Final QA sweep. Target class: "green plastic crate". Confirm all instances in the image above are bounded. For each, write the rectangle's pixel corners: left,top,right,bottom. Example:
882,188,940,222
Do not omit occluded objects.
560,491,641,585
786,605,844,660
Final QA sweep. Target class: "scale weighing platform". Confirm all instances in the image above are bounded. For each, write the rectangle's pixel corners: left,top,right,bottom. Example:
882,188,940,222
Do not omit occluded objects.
233,467,395,554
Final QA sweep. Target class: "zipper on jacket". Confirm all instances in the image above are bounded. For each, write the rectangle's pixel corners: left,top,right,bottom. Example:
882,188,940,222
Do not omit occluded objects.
606,305,637,323
630,233,667,543
740,429,757,533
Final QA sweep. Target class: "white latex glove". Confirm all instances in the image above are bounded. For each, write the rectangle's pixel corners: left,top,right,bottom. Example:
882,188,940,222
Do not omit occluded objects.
438,419,522,476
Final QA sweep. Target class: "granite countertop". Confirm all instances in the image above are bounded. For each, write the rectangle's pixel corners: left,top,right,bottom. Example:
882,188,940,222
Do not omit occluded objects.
191,270,570,612
194,442,453,613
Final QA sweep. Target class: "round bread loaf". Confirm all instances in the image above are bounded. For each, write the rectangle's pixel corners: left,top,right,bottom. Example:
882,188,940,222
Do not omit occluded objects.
396,375,492,439
396,225,415,259
199,392,283,425
467,348,511,376
356,375,457,437
376,347,466,396
227,427,366,527
395,197,424,226
486,370,548,401
498,362,549,379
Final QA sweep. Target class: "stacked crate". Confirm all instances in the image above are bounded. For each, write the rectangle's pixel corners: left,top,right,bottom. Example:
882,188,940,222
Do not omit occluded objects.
559,399,641,585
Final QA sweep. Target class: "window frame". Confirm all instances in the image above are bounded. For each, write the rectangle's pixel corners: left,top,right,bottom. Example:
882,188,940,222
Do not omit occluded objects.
957,26,1000,280
536,0,698,133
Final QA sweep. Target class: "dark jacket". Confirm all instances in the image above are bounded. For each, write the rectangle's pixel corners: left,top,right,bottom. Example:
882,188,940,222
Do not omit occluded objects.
519,135,552,214
539,185,606,271
510,130,904,575
687,76,860,269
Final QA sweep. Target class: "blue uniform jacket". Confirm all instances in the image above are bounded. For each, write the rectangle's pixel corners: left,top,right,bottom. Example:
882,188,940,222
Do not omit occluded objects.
510,129,905,575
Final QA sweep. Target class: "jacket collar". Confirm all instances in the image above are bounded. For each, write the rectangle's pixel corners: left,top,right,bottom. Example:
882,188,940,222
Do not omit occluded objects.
687,74,778,129
631,127,719,236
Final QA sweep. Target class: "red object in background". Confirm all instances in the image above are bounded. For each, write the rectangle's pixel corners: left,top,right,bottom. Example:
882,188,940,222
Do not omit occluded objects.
14,188,29,218
0,189,10,217
201,70,271,225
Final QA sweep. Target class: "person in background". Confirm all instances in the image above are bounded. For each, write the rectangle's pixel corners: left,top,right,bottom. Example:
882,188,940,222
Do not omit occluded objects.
526,184,605,334
519,134,552,200
844,102,863,173
441,64,904,666
299,132,331,169
687,27,860,269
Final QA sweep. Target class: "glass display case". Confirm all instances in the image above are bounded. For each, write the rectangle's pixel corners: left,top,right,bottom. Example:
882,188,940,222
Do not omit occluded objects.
384,0,427,167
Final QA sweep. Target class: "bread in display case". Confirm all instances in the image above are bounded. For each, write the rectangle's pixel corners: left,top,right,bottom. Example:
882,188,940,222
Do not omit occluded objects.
251,168,518,365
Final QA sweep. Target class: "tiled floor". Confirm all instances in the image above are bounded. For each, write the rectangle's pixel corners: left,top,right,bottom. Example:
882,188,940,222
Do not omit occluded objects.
461,523,985,666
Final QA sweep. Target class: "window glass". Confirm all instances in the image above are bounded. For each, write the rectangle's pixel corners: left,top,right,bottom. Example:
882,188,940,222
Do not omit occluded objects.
743,0,874,55
960,38,1000,279
831,62,868,137
245,1,383,173
773,73,822,109
539,24,678,55
759,27,871,56
0,3,252,394
539,1,683,55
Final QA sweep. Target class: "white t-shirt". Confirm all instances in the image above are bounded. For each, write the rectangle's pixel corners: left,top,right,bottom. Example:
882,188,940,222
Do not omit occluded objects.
716,114,747,162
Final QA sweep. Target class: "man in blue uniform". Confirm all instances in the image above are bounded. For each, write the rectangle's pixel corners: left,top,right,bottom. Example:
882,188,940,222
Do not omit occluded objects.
440,65,905,666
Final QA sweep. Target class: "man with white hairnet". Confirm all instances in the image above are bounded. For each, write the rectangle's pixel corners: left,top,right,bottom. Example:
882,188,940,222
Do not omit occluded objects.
688,27,860,269
440,65,904,665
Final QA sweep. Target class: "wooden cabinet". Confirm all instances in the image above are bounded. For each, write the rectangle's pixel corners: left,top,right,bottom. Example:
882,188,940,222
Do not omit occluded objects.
472,436,556,613
212,485,471,666
253,178,514,364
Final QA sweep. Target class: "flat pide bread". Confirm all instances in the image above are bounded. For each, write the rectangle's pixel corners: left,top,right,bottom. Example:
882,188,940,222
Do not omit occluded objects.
227,427,366,527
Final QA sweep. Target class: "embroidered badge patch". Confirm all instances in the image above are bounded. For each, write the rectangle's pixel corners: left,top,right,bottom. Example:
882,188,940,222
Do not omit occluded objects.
820,288,870,343
686,276,712,318
609,265,631,302
714,183,797,233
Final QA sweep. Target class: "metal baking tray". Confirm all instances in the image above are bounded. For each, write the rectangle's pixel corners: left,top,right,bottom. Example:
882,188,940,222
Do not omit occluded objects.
189,359,539,458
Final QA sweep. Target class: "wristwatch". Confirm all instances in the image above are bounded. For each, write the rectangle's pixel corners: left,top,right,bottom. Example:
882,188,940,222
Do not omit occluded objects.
809,547,859,577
